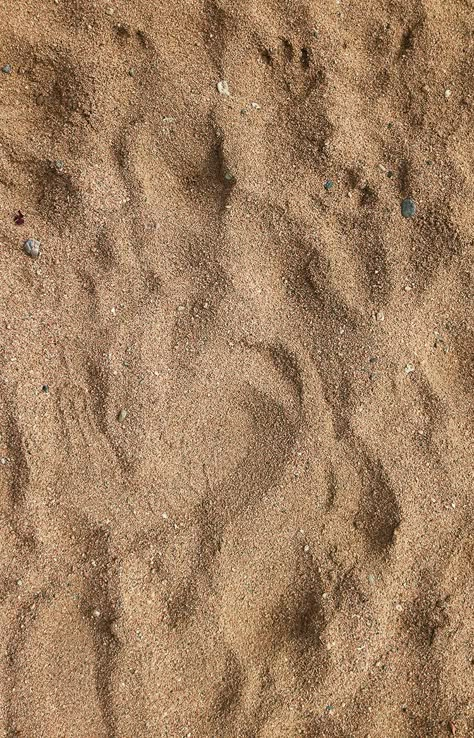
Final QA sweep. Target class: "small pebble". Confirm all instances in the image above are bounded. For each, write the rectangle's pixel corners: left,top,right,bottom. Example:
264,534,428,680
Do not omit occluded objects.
117,408,128,423
404,363,415,374
401,197,416,218
376,310,385,322
324,179,334,191
1,64,12,74
217,80,230,96
42,384,49,393
128,67,136,77
303,544,310,553
224,171,235,182
53,159,64,172
105,7,114,15
0,458,7,465
23,238,41,258
250,101,261,110
444,88,452,99
92,609,101,618
387,170,394,178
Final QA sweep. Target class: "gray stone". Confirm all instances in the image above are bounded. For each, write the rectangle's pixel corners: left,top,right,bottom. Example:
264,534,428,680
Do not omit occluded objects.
24,239,41,258
401,197,416,218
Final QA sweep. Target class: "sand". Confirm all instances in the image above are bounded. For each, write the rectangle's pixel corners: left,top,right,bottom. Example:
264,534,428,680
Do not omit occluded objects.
0,0,473,736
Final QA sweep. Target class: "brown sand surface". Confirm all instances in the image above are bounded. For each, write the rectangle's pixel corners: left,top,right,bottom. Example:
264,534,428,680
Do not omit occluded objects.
0,0,473,736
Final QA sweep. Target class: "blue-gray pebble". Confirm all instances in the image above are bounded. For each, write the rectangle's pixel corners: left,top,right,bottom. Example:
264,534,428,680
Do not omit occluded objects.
401,198,416,218
1,64,12,74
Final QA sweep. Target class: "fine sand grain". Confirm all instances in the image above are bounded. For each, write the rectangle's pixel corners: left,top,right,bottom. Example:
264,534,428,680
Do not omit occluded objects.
0,0,473,736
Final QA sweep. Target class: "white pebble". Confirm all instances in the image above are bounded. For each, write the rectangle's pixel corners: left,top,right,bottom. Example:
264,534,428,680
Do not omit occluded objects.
217,80,230,96
444,88,452,99
404,363,415,374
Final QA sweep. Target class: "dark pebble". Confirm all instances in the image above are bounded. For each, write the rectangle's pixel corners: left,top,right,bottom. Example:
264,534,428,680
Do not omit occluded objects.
324,179,334,191
401,197,416,218
387,170,394,178
2,64,12,74
42,384,49,393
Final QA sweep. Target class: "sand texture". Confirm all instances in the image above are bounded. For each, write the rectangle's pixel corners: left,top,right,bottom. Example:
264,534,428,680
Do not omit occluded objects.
0,0,473,736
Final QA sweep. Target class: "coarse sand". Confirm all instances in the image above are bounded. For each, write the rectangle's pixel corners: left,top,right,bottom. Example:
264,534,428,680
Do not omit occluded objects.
0,0,473,736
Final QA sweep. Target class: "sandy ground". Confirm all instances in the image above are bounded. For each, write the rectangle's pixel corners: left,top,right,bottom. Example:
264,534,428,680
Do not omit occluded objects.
0,0,473,736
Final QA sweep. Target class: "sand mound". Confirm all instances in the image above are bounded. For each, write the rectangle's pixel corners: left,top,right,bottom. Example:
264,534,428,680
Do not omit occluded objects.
0,0,473,736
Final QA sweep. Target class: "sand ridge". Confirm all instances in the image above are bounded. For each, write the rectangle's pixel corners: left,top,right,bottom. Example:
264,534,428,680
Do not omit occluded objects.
0,0,473,736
